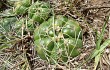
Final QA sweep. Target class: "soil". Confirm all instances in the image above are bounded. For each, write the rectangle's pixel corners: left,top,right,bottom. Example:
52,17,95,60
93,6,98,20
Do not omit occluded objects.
0,0,110,70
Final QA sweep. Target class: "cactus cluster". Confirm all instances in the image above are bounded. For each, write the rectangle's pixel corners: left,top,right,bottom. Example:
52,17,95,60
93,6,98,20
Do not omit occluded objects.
1,0,83,62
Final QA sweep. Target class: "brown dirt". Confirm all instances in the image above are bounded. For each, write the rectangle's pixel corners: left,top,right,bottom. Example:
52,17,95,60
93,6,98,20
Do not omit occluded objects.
0,0,110,70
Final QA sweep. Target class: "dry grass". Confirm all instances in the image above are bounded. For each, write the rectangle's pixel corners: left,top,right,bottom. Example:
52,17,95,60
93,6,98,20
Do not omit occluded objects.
0,0,110,70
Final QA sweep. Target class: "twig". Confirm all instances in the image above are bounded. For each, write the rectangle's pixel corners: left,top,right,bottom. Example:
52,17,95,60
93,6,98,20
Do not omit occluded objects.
34,66,46,70
10,61,25,69
83,6,110,11
108,16,110,39
0,15,17,18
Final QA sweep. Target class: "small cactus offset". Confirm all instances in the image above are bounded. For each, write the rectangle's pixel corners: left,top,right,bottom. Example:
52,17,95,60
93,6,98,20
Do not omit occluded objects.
14,0,31,15
28,1,51,23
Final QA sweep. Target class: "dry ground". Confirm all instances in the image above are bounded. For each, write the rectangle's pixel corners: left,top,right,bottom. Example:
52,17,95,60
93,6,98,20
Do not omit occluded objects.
0,0,110,70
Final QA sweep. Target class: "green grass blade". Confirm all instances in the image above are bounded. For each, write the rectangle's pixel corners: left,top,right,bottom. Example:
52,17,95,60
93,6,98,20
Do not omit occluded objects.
96,16,109,49
90,49,99,59
90,39,110,59
99,39,110,52
94,53,101,70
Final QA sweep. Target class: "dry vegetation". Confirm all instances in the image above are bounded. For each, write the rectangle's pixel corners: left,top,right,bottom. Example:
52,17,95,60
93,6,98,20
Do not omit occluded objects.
0,0,110,70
